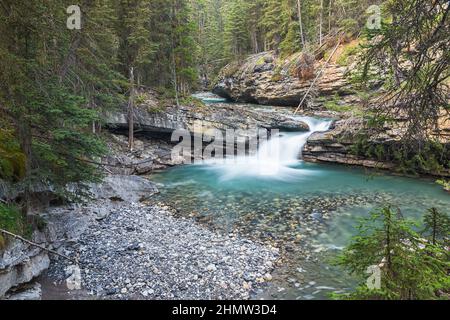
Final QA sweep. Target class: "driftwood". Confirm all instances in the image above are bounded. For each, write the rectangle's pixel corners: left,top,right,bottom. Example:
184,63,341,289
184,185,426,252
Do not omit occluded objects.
0,228,77,264
294,37,343,115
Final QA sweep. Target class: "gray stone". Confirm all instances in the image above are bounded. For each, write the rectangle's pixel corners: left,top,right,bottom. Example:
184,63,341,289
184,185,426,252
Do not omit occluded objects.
89,175,159,203
0,248,50,297
6,282,42,301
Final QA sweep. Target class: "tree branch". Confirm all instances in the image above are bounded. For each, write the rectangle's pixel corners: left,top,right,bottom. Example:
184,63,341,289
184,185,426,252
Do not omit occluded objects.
0,228,78,264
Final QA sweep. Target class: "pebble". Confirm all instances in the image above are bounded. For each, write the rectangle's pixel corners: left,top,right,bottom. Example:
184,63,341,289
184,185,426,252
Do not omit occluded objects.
47,202,280,300
264,273,273,282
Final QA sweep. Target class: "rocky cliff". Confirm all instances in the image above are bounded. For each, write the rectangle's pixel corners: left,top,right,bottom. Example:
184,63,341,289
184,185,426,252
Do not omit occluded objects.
104,93,311,174
0,231,54,298
303,118,396,170
303,118,450,177
213,51,352,107
106,92,309,135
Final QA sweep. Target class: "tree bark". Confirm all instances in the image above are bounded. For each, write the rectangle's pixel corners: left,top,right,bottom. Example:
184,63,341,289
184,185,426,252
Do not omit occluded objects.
128,67,135,151
319,0,324,46
296,0,306,48
328,0,333,33
16,121,32,216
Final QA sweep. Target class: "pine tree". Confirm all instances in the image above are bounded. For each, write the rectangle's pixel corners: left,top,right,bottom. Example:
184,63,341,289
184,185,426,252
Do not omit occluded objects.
260,0,291,51
0,0,122,209
335,207,449,300
423,208,450,246
170,0,199,96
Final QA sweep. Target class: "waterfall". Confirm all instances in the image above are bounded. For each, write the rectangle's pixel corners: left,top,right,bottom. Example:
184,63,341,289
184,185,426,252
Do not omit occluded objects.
205,116,333,180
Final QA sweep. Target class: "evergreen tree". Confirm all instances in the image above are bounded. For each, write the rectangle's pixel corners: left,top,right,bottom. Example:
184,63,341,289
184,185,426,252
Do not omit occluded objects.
0,0,122,209
423,208,450,246
260,0,291,51
335,207,449,300
361,0,449,158
170,0,199,95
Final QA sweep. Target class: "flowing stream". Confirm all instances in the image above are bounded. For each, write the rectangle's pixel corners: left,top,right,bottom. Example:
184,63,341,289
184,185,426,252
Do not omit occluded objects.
151,93,450,300
203,116,333,180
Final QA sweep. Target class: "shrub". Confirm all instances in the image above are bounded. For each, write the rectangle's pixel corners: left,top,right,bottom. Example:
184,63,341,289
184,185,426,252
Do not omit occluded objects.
336,41,361,66
350,134,448,175
0,129,26,182
0,203,31,250
334,207,450,300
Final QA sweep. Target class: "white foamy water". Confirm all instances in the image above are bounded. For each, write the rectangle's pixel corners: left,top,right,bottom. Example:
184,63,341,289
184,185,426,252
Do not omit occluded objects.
204,116,333,180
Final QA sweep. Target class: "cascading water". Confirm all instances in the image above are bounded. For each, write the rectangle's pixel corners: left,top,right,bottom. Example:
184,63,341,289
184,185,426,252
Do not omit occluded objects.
205,116,333,180
153,96,450,300
260,116,333,163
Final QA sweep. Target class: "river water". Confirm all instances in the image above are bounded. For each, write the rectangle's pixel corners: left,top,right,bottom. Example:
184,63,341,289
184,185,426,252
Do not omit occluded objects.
151,93,449,300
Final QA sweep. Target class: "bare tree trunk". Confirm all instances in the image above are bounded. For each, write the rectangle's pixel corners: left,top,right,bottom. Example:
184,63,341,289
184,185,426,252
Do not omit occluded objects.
16,121,32,216
170,2,180,107
328,0,333,33
128,67,135,151
319,0,324,45
171,48,180,107
297,0,306,48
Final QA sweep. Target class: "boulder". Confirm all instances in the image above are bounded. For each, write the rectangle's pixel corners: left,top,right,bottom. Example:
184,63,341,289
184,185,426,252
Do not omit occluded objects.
88,175,159,203
213,51,352,107
5,282,42,300
303,118,398,171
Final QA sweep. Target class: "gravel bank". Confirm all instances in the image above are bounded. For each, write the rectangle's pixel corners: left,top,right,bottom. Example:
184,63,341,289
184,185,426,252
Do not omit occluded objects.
47,201,280,300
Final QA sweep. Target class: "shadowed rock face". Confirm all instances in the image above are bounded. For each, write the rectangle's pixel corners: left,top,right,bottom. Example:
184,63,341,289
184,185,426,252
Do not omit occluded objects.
213,51,352,107
0,233,51,297
303,118,404,170
303,118,450,177
105,100,310,137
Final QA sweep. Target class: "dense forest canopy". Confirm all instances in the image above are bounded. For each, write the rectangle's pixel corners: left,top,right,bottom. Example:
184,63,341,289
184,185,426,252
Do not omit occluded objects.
0,0,449,302
0,0,448,207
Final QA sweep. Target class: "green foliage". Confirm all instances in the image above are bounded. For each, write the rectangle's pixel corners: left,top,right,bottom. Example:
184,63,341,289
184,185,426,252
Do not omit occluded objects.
335,207,450,300
336,41,361,66
260,0,291,52
194,0,381,80
324,100,353,113
0,129,26,182
422,208,450,246
0,203,31,249
360,0,450,145
350,134,449,175
0,1,116,201
180,96,205,109
322,95,362,114
279,21,302,57
436,180,450,192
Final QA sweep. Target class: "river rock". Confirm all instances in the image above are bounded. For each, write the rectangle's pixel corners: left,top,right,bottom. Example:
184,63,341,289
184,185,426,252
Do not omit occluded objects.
65,265,82,290
303,118,397,170
46,201,280,300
